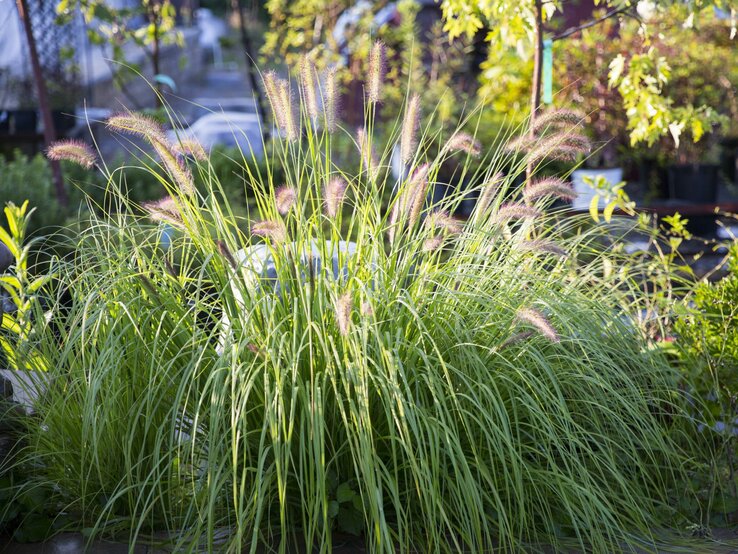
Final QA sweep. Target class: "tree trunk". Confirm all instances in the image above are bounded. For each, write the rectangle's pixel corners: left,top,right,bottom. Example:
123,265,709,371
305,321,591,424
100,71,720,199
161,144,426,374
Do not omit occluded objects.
233,0,270,140
16,0,68,207
150,2,164,108
527,0,544,180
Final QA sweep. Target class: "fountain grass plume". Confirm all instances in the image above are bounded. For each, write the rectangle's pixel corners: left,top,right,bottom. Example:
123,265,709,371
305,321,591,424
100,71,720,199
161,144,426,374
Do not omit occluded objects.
519,238,568,258
400,94,421,164
422,234,444,253
324,66,339,133
425,210,463,235
357,127,378,180
531,108,584,134
172,138,208,161
367,40,386,104
46,139,97,169
474,172,504,218
151,140,196,196
493,203,542,223
324,177,347,219
516,307,560,343
251,219,287,243
335,291,353,336
141,195,184,227
275,185,297,215
106,112,168,144
524,177,578,203
445,131,482,157
300,56,319,122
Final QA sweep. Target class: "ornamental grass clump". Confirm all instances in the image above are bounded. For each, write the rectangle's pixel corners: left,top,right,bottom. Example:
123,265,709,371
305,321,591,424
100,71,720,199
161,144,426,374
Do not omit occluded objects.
3,53,704,554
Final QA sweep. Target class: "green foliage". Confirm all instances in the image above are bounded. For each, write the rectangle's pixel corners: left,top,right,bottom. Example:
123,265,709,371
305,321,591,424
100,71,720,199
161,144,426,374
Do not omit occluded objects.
554,15,629,167
0,202,56,373
0,154,68,239
442,0,736,152
0,58,709,553
675,242,738,418
55,0,183,104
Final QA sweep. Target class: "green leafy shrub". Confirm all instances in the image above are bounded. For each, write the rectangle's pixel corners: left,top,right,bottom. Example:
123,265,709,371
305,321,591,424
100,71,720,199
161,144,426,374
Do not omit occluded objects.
2,55,704,553
675,243,738,418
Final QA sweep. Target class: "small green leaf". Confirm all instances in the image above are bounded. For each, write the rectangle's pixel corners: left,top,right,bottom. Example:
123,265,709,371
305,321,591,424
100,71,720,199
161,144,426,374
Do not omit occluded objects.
336,482,354,503
589,195,600,223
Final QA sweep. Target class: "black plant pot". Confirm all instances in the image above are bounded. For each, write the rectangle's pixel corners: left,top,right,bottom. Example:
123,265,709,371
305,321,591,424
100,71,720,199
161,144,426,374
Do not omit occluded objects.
720,137,738,186
0,111,9,135
667,164,720,235
667,164,719,203
7,110,38,134
638,158,669,200
52,109,76,135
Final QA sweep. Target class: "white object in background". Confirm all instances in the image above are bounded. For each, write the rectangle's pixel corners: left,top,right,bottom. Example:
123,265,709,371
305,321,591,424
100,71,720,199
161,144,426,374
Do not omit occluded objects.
168,112,264,159
570,167,624,210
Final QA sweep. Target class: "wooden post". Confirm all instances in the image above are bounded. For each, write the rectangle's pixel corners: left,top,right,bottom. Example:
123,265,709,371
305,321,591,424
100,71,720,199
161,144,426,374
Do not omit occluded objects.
16,0,68,207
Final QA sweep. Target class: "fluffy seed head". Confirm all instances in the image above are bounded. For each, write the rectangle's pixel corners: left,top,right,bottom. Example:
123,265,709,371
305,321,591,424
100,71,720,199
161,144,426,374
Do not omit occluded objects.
278,79,299,142
172,139,207,161
425,210,463,235
523,177,578,203
324,66,339,133
516,307,560,343
506,134,535,153
446,131,482,157
324,177,348,218
400,94,421,164
335,291,352,336
531,109,584,134
493,203,541,223
300,56,319,122
528,132,591,165
360,301,373,317
151,141,196,196
519,239,568,257
275,186,297,215
367,41,386,104
263,71,284,127
142,196,184,227
357,127,378,180
406,164,431,230
251,220,287,243
422,235,444,253
106,113,167,144
476,173,504,216
46,139,96,169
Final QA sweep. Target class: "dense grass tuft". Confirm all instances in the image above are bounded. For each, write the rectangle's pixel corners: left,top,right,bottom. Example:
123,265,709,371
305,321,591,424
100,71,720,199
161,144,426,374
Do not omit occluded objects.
3,62,701,553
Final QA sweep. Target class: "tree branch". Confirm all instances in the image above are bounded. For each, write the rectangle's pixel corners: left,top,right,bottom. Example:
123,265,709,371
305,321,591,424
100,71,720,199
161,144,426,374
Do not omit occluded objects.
551,5,633,42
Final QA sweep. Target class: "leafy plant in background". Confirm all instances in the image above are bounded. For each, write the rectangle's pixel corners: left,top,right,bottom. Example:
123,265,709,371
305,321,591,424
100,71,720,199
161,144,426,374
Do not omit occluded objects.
609,9,735,163
671,238,738,524
262,0,475,130
0,201,56,374
0,45,713,553
55,0,183,107
554,15,630,169
441,0,736,151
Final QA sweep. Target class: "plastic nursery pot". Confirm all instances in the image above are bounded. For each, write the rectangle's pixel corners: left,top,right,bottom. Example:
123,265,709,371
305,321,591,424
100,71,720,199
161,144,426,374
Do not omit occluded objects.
667,164,719,204
570,167,624,210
